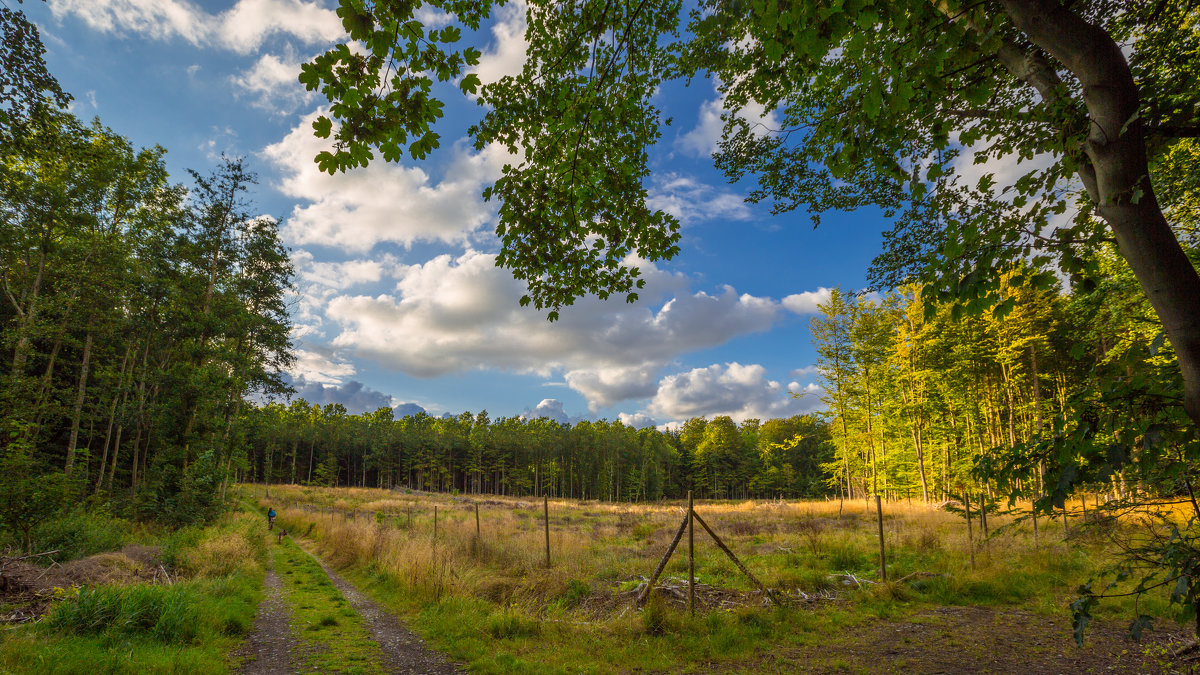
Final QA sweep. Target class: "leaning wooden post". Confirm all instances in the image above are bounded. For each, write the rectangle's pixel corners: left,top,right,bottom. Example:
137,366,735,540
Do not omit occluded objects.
544,495,551,568
963,492,975,569
691,511,782,606
637,511,690,607
875,494,887,582
475,502,481,542
688,490,695,617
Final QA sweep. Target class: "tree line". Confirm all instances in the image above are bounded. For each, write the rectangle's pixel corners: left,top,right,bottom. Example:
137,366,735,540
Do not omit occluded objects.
239,403,833,502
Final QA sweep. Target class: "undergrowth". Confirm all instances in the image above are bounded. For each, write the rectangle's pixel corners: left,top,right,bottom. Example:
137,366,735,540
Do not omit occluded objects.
0,510,265,674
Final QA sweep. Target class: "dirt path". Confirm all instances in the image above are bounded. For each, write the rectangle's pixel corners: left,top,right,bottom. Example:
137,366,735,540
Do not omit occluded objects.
294,541,465,675
234,568,296,674
757,605,1190,674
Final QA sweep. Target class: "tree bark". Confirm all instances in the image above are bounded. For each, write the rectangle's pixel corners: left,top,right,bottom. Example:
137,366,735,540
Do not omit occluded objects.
995,0,1200,427
64,331,93,475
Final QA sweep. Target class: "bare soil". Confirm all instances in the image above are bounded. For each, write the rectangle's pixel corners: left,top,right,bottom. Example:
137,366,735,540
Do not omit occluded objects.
761,605,1193,674
233,568,296,674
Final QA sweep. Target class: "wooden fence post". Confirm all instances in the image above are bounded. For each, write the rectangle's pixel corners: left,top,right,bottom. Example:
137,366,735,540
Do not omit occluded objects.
963,492,975,569
688,490,695,617
475,502,481,542
544,495,551,568
1031,501,1040,548
979,491,989,549
875,495,887,582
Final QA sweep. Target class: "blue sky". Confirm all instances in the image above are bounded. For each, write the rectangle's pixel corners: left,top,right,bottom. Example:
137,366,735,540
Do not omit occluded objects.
23,0,891,428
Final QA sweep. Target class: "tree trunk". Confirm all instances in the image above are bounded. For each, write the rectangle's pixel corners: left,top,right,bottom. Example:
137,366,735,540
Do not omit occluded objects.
64,332,93,476
996,0,1200,428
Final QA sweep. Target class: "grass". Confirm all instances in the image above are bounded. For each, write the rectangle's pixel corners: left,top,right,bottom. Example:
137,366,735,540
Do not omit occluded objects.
270,535,389,674
0,510,265,674
254,484,1195,673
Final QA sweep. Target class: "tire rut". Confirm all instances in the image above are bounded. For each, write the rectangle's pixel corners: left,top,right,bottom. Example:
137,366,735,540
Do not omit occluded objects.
295,541,465,675
235,568,297,674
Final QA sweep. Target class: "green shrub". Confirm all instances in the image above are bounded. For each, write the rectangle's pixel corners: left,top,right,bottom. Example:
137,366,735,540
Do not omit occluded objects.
30,510,133,562
559,579,590,609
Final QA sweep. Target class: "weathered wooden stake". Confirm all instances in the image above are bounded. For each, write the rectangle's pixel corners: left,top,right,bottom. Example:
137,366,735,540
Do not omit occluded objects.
875,494,887,582
979,492,989,549
1031,502,1040,548
963,492,975,569
544,495,551,568
433,505,438,541
475,502,481,542
636,511,690,607
1062,504,1069,538
691,511,781,606
1080,493,1088,522
688,490,695,617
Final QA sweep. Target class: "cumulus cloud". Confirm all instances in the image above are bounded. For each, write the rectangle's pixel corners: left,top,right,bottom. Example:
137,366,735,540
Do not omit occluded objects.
321,251,786,399
230,47,314,115
647,173,752,225
781,287,832,314
48,0,342,54
647,362,820,423
286,375,394,414
564,366,659,410
393,402,426,417
618,412,657,429
263,113,510,251
521,399,571,425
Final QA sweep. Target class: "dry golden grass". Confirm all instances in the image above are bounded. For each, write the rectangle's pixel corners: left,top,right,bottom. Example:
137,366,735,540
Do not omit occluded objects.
181,511,264,578
256,483,1094,615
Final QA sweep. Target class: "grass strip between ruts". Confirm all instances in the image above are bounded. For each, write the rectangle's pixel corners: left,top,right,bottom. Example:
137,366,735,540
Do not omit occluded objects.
270,534,389,674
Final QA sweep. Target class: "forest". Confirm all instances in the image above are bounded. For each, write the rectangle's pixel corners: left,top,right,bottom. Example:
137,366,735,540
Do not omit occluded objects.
4,0,1200,671
1,4,294,540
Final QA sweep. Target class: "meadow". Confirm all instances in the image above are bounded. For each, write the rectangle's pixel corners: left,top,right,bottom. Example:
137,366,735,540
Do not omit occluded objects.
256,484,1192,673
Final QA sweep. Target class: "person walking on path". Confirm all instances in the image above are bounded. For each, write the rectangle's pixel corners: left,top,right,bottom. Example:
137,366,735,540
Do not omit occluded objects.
267,506,277,530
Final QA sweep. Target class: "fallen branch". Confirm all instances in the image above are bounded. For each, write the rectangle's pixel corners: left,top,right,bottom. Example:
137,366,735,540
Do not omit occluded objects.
1172,640,1199,658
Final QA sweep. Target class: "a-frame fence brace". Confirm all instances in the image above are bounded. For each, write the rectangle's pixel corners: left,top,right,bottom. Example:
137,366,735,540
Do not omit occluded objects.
636,498,783,609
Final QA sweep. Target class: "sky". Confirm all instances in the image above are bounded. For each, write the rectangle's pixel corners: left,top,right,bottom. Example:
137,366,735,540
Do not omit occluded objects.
21,0,894,429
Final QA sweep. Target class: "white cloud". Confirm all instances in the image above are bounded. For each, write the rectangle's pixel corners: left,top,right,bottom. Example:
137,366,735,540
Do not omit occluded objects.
565,366,659,410
290,348,356,385
472,0,527,86
521,398,570,425
676,87,781,158
618,412,657,429
647,362,819,423
264,113,510,251
314,250,816,411
789,365,820,380
48,0,342,54
647,173,752,225
230,48,314,115
781,287,832,314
